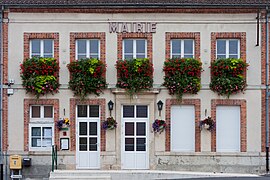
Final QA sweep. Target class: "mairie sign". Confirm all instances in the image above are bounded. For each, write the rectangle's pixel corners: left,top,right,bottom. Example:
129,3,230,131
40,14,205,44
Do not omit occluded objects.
109,22,157,33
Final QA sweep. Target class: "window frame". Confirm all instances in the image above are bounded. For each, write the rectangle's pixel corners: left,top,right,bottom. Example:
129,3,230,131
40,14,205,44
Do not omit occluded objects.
216,39,240,59
30,39,54,58
170,39,195,58
29,105,54,151
29,124,54,151
122,39,147,59
75,39,100,60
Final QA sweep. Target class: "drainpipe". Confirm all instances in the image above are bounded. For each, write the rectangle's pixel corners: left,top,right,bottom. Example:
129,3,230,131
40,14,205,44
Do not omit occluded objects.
0,5,3,180
266,6,270,174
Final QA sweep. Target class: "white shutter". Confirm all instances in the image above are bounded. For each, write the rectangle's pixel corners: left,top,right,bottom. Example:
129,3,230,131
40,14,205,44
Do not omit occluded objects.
216,106,240,152
171,105,195,152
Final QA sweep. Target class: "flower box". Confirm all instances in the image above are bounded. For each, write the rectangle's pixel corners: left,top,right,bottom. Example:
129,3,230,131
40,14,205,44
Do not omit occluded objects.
152,119,166,133
102,117,117,130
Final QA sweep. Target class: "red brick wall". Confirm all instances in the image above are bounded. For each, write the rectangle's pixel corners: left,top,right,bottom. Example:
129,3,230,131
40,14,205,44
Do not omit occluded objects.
165,99,201,152
165,32,200,60
24,99,60,151
2,10,9,151
211,99,247,152
70,98,106,151
23,33,59,60
211,32,246,62
70,32,106,63
10,8,258,14
117,33,153,62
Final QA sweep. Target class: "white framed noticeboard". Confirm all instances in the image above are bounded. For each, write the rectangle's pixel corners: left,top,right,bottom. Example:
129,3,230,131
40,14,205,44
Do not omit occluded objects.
60,138,69,150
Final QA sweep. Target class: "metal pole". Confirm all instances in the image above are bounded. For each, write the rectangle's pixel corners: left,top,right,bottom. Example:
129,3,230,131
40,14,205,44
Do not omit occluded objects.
266,7,270,173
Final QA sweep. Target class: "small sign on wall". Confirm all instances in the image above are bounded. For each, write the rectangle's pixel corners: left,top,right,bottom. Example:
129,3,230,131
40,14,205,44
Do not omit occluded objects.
60,138,69,150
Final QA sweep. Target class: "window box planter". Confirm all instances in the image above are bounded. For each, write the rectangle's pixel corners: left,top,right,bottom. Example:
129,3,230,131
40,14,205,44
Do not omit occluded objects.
20,57,60,99
67,58,107,100
210,58,248,98
163,58,202,100
116,58,153,96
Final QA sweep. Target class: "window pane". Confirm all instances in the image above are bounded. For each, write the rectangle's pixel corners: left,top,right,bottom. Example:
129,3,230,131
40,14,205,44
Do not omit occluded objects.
124,55,133,59
90,40,99,56
184,55,193,58
31,40,40,54
136,122,146,136
78,105,87,117
89,138,97,151
229,55,239,59
136,40,145,54
172,40,181,54
184,40,193,54
43,54,53,58
90,55,99,59
42,138,52,147
136,54,146,59
217,40,226,54
124,40,133,54
42,127,52,137
31,106,40,118
125,122,134,136
89,122,97,135
79,138,87,151
125,138,134,151
123,105,134,118
217,55,226,59
32,138,41,147
172,55,181,58
77,40,87,54
78,55,87,60
32,127,41,136
136,105,147,118
229,40,238,55
44,40,53,54
79,122,87,135
44,106,53,118
89,105,99,117
136,138,146,151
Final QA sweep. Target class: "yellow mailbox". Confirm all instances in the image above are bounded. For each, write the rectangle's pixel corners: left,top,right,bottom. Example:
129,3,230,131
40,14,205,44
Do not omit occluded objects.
10,155,22,169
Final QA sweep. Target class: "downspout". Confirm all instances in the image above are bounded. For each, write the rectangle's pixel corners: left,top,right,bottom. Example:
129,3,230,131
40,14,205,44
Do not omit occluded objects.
266,6,269,173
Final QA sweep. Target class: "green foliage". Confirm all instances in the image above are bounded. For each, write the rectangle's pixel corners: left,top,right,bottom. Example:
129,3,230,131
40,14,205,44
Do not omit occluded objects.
163,58,202,100
115,58,153,96
20,57,60,98
210,58,248,98
67,58,107,100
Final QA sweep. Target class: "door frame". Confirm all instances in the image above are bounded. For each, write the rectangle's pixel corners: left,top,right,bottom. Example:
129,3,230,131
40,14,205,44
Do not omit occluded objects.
121,105,149,169
75,105,100,169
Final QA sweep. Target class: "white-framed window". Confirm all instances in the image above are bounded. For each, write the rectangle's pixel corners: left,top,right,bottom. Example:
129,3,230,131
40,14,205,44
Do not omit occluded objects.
30,39,54,58
29,105,54,151
216,39,240,59
76,39,100,60
171,39,194,58
123,39,147,59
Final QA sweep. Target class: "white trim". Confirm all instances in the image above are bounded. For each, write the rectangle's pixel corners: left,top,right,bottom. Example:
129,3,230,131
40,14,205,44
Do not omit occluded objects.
30,105,54,122
123,39,147,59
75,39,100,60
170,39,194,58
216,39,240,59
30,39,54,58
29,123,54,151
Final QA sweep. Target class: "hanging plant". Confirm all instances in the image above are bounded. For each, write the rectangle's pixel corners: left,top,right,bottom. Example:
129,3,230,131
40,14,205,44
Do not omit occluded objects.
210,58,248,98
20,57,60,99
116,58,153,97
163,58,202,100
102,117,117,130
152,119,166,133
67,58,107,100
56,118,70,130
199,116,215,132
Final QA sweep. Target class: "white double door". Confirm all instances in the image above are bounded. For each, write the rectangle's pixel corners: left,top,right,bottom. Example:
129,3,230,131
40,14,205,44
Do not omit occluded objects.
76,105,100,169
122,105,149,169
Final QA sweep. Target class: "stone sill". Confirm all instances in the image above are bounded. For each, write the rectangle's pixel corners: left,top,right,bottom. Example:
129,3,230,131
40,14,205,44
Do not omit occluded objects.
155,151,264,157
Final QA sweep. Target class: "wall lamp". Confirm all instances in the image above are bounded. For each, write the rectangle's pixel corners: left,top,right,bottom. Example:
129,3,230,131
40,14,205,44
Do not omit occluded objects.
108,100,114,116
157,100,163,116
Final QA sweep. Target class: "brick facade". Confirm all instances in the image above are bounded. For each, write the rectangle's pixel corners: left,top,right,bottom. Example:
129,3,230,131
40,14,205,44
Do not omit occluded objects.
211,32,246,62
23,32,59,60
23,99,60,151
165,32,201,60
211,99,247,152
70,32,106,63
117,33,153,62
165,99,201,152
70,98,106,151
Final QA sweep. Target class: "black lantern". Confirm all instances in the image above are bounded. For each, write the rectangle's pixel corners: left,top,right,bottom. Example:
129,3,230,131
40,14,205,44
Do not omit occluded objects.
108,100,114,116
157,100,163,116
